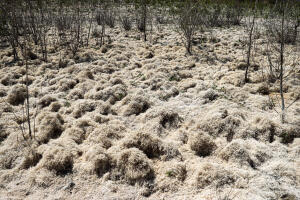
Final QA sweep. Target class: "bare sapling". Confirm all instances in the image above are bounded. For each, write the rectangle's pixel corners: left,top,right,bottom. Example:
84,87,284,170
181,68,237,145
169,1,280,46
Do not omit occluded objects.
96,5,107,46
86,1,96,47
244,0,258,83
264,0,300,123
176,0,201,55
68,2,85,57
135,0,150,42
0,1,22,61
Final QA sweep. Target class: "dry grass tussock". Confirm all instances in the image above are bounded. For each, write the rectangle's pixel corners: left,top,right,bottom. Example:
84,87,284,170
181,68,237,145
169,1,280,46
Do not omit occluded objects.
36,112,64,144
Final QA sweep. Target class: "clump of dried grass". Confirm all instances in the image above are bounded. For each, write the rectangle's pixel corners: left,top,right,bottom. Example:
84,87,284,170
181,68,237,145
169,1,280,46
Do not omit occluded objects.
38,95,57,108
0,149,21,170
49,102,61,112
144,108,182,131
74,145,110,177
37,112,64,143
218,139,271,169
90,85,127,104
123,96,150,116
20,149,42,169
1,74,18,86
251,117,277,143
164,162,187,182
195,162,236,189
121,132,180,160
76,69,94,81
203,89,219,102
0,123,9,143
116,148,153,184
61,127,85,144
196,110,242,141
188,131,216,157
36,139,79,176
0,87,7,97
7,84,27,106
87,123,126,149
93,114,110,124
58,78,77,92
72,100,96,118
67,88,84,100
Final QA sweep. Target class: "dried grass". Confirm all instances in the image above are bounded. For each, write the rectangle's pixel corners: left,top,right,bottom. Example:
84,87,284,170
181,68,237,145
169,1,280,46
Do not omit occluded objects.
116,148,153,184
37,112,64,143
7,84,27,106
188,131,216,157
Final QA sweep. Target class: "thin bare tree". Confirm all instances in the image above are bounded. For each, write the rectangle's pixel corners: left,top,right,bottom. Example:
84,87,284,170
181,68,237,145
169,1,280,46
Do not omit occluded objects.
264,0,300,123
176,0,201,55
244,0,258,83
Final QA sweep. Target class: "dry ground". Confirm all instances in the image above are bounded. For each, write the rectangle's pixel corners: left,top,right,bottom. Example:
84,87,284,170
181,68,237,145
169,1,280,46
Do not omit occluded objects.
0,22,299,200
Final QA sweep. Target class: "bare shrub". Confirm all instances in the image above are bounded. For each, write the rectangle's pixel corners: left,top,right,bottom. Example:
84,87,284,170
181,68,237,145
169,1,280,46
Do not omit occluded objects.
54,12,72,46
203,4,223,27
223,0,244,26
68,5,85,57
135,0,152,41
95,9,107,46
176,1,202,55
244,0,258,83
0,1,22,61
264,0,300,123
105,9,116,28
120,15,132,31
265,1,300,45
23,0,51,61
